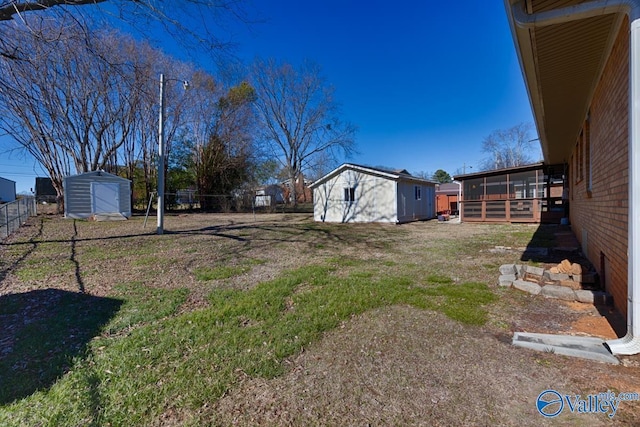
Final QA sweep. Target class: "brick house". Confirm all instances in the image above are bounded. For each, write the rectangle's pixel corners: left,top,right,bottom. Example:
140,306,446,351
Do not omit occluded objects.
282,174,313,204
435,182,461,216
504,0,640,354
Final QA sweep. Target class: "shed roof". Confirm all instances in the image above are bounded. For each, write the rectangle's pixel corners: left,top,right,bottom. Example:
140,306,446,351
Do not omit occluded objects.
64,170,130,183
310,163,436,188
0,176,16,184
436,183,461,194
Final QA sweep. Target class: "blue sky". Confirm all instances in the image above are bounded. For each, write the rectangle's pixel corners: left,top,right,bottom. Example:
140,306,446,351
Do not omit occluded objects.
0,0,537,193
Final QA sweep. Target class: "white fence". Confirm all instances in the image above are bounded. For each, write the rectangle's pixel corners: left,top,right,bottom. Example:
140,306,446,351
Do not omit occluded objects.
0,197,37,239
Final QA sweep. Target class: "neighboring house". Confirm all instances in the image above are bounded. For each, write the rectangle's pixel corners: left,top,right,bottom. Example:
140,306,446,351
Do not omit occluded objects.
63,171,131,219
435,182,461,215
310,163,436,223
504,0,640,354
35,177,57,203
282,174,313,204
175,189,197,206
453,163,566,224
0,176,16,203
255,184,284,207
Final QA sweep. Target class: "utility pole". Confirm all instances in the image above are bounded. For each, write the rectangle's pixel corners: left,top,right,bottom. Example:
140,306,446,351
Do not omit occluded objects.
158,73,166,235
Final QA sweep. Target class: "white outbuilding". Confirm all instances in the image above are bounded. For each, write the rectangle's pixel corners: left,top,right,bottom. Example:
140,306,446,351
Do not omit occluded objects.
310,163,436,223
63,171,131,219
0,176,17,203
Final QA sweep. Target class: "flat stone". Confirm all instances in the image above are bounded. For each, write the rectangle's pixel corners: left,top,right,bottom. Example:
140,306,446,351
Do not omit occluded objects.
548,272,571,281
513,332,619,364
515,264,525,277
525,265,545,277
559,279,582,290
513,279,542,295
489,247,511,254
541,284,577,301
570,263,583,275
575,290,613,305
498,274,516,287
499,264,517,275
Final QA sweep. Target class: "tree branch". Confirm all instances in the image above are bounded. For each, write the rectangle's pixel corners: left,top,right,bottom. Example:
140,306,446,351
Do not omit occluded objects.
0,1,108,21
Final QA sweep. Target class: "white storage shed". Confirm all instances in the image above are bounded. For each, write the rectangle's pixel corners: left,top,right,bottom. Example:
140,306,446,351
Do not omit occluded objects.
63,171,131,219
310,163,436,223
0,177,17,203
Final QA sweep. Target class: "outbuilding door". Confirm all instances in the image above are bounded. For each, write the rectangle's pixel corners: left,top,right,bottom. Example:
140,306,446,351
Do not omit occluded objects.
91,182,119,213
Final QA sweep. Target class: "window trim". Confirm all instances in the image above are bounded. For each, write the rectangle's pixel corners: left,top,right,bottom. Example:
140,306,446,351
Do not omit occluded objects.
344,187,356,202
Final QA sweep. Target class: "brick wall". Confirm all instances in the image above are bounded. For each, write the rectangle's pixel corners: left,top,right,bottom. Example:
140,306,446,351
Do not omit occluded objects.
570,18,629,317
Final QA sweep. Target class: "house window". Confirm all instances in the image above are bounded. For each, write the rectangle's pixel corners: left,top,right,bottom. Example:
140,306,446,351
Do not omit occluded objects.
414,185,421,200
576,130,584,183
344,187,356,202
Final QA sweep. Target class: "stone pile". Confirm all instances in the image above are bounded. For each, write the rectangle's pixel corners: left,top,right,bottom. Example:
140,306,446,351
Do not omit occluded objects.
498,259,612,305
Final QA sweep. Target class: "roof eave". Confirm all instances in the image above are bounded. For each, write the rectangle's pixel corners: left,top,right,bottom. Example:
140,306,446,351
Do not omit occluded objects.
504,0,625,165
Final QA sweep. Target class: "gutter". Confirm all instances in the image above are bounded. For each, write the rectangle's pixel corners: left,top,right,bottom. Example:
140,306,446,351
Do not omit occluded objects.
452,180,462,219
511,0,640,355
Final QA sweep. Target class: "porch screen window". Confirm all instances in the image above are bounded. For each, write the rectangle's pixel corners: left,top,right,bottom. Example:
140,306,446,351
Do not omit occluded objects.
485,175,508,200
510,171,537,199
464,178,483,201
344,187,356,202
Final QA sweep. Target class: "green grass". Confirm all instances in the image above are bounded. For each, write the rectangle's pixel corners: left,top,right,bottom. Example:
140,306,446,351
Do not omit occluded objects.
0,261,496,426
15,259,74,281
104,282,189,334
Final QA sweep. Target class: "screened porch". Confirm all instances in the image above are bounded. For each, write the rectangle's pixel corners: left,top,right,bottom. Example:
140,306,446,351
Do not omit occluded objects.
455,164,566,223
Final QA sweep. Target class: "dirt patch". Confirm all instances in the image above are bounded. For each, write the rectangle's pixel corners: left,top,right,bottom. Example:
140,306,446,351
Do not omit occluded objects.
210,306,625,426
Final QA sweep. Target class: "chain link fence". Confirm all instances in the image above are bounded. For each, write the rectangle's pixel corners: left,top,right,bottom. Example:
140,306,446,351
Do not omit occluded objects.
0,197,37,239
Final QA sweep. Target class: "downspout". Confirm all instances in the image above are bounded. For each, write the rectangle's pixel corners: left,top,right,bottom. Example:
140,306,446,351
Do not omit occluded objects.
453,180,462,220
512,0,640,355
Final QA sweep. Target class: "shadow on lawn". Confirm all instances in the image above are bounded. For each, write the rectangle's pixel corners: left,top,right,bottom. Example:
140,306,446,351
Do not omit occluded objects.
0,289,122,405
0,218,44,285
520,224,627,338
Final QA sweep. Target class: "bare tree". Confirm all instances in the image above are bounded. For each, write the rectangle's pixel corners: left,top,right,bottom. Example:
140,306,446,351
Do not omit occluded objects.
480,122,538,171
0,18,194,210
251,58,356,206
0,1,252,53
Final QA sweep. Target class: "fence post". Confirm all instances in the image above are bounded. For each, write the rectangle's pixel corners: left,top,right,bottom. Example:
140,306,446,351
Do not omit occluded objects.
3,204,7,239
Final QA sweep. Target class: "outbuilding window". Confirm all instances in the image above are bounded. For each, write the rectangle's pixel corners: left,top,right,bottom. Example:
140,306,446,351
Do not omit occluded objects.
344,187,356,202
414,185,421,200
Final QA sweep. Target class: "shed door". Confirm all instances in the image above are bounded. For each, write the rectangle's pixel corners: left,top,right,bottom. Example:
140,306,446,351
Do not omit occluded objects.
91,182,120,213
